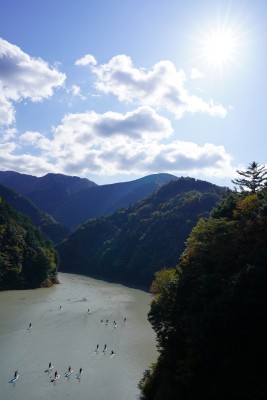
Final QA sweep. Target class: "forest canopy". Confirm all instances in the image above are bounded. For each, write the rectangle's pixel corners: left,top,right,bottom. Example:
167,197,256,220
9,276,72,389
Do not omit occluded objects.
57,177,225,287
140,182,267,399
0,196,59,290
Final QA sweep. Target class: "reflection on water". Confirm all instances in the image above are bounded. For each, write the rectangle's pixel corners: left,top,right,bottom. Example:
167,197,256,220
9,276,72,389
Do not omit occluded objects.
0,273,157,400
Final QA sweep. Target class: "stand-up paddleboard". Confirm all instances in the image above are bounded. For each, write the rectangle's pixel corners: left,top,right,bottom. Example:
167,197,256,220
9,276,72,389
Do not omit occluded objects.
9,374,19,383
45,365,54,373
65,370,73,377
50,374,60,382
76,371,83,380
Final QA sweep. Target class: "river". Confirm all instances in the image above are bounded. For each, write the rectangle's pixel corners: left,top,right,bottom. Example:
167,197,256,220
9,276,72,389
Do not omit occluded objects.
0,273,158,400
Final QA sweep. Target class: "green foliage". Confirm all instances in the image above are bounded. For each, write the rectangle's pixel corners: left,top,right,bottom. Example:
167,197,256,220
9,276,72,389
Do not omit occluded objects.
0,196,59,290
57,178,225,286
141,188,267,399
150,268,177,296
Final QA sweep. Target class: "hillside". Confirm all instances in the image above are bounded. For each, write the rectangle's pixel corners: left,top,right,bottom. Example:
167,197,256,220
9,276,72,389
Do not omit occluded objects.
140,188,267,399
0,184,70,244
57,177,226,286
0,196,59,290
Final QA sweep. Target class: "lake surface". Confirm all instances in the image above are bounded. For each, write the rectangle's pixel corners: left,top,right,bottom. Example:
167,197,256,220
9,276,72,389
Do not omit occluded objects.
0,273,158,400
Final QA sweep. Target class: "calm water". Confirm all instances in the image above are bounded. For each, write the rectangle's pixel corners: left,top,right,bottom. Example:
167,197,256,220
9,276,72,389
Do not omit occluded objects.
0,273,158,400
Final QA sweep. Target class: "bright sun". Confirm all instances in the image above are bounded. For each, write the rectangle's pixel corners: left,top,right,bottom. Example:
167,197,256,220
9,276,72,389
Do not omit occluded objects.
191,14,248,79
202,27,238,68
193,15,248,74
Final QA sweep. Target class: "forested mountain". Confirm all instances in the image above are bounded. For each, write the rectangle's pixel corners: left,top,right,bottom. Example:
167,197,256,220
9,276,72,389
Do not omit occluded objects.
0,171,96,217
0,171,177,229
0,196,59,290
57,177,226,286
0,184,70,243
140,187,267,399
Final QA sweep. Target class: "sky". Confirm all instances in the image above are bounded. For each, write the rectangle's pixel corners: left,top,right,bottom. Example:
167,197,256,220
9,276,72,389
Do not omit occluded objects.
0,0,266,188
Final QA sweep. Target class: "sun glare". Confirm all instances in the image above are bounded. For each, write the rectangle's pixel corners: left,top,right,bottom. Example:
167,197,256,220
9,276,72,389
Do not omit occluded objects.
194,15,247,75
203,28,237,68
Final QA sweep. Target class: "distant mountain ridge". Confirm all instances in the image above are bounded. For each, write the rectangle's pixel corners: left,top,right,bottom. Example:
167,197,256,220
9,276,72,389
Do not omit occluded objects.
52,173,178,228
0,171,96,217
0,171,177,229
0,171,97,194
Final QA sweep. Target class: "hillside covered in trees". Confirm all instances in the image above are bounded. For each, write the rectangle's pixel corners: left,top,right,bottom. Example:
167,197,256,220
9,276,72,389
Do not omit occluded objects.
0,184,70,244
57,177,226,287
140,167,267,399
0,196,59,290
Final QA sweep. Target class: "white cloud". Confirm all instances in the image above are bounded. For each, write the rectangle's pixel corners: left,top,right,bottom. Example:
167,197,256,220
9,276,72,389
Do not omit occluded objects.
0,148,56,176
0,141,18,153
148,141,234,177
79,54,227,118
0,107,234,179
0,38,66,126
69,85,81,96
52,106,173,145
75,53,97,66
0,127,17,142
191,67,204,79
0,91,15,125
66,84,86,100
20,131,44,145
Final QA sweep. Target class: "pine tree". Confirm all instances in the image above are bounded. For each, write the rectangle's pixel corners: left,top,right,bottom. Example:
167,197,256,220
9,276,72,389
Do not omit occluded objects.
232,161,267,193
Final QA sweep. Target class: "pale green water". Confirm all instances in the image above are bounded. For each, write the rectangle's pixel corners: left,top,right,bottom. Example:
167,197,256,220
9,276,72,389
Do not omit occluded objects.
0,273,158,400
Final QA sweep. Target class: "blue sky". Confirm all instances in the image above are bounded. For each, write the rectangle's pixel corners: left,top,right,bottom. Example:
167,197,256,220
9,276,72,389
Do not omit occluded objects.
0,0,266,187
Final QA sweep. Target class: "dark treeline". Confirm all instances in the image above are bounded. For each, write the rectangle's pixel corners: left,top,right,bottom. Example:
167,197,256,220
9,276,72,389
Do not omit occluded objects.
140,178,267,399
57,177,226,287
0,196,59,290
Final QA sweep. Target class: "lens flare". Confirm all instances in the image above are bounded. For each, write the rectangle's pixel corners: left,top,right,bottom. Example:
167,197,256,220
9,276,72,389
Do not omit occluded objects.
202,27,238,68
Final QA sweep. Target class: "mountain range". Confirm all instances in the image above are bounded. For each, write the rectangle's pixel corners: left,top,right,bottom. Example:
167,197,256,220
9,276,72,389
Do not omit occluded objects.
0,171,177,230
0,170,227,290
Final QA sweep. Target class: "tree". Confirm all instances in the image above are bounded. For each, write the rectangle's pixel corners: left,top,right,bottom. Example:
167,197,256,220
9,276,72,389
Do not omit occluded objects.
140,186,267,400
232,161,267,193
0,196,59,289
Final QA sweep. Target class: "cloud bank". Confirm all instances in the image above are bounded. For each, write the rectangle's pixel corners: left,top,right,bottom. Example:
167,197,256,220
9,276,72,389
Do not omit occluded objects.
1,107,234,179
0,41,234,182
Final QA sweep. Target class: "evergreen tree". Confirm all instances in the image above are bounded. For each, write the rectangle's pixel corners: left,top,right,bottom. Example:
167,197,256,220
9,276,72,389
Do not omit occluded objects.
232,161,267,193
